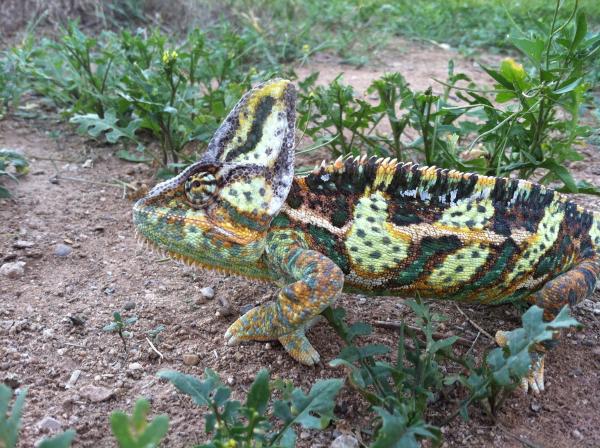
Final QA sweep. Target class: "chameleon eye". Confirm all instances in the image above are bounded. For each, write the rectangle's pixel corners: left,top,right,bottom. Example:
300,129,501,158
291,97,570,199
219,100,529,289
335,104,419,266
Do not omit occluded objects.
184,172,217,207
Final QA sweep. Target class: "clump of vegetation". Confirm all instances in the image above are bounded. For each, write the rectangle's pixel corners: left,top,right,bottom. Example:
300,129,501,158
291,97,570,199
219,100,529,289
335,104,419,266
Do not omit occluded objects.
324,301,580,445
111,399,169,448
103,311,138,352
0,149,29,198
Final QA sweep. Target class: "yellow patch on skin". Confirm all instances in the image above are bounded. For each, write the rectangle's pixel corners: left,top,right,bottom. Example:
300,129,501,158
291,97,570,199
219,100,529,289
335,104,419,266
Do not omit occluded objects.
345,192,409,274
427,245,491,288
221,177,272,213
505,203,565,283
436,199,495,230
222,80,289,163
589,219,600,248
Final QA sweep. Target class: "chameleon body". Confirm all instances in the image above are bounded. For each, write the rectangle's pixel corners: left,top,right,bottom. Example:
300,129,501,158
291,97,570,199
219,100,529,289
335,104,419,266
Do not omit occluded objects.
133,79,600,391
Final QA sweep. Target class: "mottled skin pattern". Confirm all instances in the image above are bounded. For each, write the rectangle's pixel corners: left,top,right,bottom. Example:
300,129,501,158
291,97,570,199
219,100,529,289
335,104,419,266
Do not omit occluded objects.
133,79,600,393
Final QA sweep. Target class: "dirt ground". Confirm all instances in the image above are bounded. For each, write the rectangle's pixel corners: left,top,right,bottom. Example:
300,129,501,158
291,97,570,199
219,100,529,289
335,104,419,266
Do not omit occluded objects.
2,42,600,448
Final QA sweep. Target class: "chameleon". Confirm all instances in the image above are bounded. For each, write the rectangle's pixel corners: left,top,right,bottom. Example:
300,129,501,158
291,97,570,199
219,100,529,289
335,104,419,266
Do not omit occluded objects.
133,79,600,393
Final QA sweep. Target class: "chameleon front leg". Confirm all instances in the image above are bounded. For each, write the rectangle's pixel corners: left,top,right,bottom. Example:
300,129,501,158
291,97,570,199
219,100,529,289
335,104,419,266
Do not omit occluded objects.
497,257,600,394
225,232,344,365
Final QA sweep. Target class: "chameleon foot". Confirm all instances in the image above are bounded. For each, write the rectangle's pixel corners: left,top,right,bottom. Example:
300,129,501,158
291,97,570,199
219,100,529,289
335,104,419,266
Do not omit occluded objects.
495,330,545,394
279,329,320,365
225,302,283,345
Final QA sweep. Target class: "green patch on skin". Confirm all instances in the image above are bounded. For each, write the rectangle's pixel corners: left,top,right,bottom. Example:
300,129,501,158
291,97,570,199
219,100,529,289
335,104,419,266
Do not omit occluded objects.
307,224,349,273
427,245,491,288
395,236,462,286
346,192,409,273
506,204,564,283
437,199,495,230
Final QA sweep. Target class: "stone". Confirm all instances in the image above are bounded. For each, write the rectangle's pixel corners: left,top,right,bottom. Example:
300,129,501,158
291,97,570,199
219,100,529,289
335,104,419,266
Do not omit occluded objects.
331,435,359,448
37,416,62,432
200,286,215,300
54,244,72,257
127,362,144,379
123,301,136,311
0,261,25,279
80,384,115,402
182,353,200,366
13,240,35,249
65,370,81,389
572,429,583,440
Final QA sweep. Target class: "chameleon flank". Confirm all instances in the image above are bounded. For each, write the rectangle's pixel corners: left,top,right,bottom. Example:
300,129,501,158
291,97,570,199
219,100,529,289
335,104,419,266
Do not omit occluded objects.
133,79,600,393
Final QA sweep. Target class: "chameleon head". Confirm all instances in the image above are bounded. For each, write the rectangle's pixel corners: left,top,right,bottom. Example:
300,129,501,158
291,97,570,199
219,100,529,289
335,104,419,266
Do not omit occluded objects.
133,79,296,271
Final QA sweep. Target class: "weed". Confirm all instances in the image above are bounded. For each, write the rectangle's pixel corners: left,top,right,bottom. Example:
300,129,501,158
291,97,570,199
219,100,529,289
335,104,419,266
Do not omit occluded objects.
158,368,342,447
324,302,580,444
103,311,138,352
111,399,169,448
0,149,29,198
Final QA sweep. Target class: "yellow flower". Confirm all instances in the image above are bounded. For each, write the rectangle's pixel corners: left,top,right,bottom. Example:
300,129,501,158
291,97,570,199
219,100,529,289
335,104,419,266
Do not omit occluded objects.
302,44,310,55
500,57,525,84
224,439,237,448
162,50,178,65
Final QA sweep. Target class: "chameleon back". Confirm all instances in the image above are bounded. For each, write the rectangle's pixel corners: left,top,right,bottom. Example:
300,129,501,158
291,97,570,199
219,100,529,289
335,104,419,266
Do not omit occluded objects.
273,156,600,304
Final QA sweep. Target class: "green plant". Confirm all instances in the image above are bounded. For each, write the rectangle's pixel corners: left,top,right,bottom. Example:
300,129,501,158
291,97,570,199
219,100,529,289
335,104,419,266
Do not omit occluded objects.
324,301,580,445
111,399,169,448
0,149,29,198
103,311,138,351
158,368,343,447
451,305,581,418
38,431,76,448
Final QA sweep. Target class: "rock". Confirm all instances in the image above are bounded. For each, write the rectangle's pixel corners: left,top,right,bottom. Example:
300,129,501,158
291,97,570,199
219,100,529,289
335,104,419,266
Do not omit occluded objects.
65,370,81,389
530,402,541,412
54,244,72,257
300,431,310,439
0,261,25,279
331,435,359,448
13,240,35,249
123,301,136,311
37,416,62,432
200,286,215,300
80,384,115,402
182,353,200,366
3,372,21,388
572,429,583,440
227,376,235,385
127,362,144,379
42,328,54,339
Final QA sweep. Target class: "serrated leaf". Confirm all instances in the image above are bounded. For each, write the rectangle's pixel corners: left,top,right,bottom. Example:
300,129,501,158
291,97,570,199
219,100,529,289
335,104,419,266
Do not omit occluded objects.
245,369,269,415
38,430,76,448
70,110,141,144
371,407,440,448
510,37,545,65
157,369,220,407
288,379,343,429
115,149,151,163
0,386,27,448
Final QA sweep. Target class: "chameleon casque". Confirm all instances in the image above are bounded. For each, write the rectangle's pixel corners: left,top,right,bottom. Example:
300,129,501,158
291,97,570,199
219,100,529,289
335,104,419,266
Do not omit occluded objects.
133,79,600,393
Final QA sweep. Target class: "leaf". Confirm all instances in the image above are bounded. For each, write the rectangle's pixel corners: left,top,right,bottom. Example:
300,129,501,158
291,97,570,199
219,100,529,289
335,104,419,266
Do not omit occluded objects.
429,336,459,354
110,399,169,448
0,386,27,448
38,430,76,448
70,110,141,144
245,369,270,415
157,369,220,407
553,77,583,95
479,64,513,90
273,378,343,434
115,149,151,163
370,407,440,448
539,159,578,192
510,36,545,65
573,11,588,49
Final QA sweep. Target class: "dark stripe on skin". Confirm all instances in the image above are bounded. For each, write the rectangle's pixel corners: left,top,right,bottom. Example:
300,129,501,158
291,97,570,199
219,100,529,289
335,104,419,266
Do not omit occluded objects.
225,96,276,162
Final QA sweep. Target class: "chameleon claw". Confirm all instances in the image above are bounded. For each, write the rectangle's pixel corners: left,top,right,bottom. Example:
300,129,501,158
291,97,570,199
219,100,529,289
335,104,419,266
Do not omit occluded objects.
224,302,285,343
495,330,545,395
279,329,320,365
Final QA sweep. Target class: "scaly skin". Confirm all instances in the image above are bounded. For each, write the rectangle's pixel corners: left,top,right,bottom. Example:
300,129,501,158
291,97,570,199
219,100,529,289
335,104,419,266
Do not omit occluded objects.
133,79,600,393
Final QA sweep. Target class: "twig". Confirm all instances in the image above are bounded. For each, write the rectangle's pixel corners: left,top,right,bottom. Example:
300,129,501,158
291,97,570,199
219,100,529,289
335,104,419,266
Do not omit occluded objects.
50,174,124,189
145,337,164,361
372,320,473,347
497,423,545,448
454,304,495,340
63,342,86,349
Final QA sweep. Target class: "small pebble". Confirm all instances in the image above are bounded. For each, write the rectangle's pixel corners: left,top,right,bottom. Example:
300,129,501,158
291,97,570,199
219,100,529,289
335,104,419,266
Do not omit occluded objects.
123,301,136,311
572,429,583,440
331,434,359,448
13,240,35,249
182,353,200,366
37,416,62,432
199,286,215,300
227,376,235,385
54,244,72,257
530,402,541,412
0,261,25,279
127,362,144,379
79,384,115,402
